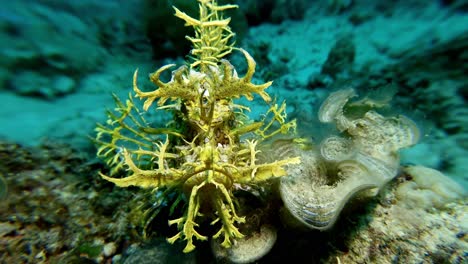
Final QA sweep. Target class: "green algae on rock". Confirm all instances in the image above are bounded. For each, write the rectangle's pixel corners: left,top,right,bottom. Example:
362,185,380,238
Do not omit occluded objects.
0,173,7,199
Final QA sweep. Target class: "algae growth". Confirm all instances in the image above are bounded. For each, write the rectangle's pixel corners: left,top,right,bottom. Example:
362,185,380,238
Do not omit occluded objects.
0,173,7,199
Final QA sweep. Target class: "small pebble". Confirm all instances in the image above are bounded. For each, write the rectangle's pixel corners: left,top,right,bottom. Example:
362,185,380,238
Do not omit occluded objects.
103,242,117,257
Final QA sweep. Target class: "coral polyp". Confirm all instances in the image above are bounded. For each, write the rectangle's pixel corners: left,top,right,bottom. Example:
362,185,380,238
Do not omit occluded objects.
94,0,298,253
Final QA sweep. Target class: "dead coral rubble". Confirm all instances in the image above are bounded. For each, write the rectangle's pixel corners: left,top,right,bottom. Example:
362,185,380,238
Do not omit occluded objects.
0,141,138,263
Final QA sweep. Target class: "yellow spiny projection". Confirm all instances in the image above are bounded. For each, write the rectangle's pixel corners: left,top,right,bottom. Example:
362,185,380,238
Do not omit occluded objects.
173,0,238,70
94,0,299,253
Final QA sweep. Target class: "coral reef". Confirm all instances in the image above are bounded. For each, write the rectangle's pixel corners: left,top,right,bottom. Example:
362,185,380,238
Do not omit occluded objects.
277,88,420,230
0,0,466,262
353,32,468,185
95,0,298,253
330,167,467,263
94,1,446,260
1,140,465,263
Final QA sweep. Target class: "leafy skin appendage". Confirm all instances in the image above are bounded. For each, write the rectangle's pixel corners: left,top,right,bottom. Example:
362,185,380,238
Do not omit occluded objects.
95,0,299,253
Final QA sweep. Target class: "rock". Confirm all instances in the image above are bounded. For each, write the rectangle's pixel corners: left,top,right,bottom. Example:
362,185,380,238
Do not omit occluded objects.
0,1,122,99
321,34,356,79
212,225,277,264
121,239,196,264
103,242,117,257
397,166,466,210
11,71,76,98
